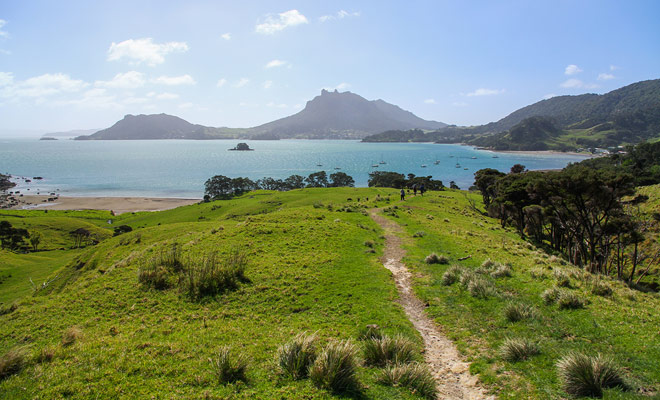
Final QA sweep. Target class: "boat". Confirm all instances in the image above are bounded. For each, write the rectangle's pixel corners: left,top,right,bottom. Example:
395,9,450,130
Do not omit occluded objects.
471,156,477,159
334,167,341,170
492,155,499,158
455,163,461,168
434,160,440,165
421,164,427,168
464,167,468,170
379,155,386,164
372,163,379,168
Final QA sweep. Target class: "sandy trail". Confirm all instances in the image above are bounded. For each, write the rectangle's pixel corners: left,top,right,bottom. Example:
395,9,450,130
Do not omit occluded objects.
369,209,493,400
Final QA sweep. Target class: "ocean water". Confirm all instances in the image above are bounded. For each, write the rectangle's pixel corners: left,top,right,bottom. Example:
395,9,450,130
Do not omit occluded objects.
0,139,590,198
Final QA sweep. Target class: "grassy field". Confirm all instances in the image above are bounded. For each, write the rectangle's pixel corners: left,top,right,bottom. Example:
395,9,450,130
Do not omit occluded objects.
1,187,659,399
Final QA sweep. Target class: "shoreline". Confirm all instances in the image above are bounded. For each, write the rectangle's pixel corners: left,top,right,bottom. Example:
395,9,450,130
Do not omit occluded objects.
4,195,200,214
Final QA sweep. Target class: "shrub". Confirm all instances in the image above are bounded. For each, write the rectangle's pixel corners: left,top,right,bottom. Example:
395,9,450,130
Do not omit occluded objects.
491,263,513,278
442,265,463,286
310,340,360,393
590,280,613,297
499,337,539,362
425,253,448,265
459,270,476,288
541,287,561,304
558,291,586,310
210,346,248,384
468,278,496,298
278,332,317,380
0,347,27,380
62,326,83,346
556,352,627,397
503,302,537,322
358,324,382,341
182,248,248,299
377,362,437,400
363,335,416,367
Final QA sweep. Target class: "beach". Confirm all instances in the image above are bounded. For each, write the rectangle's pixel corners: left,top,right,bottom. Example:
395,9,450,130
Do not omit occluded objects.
6,195,200,214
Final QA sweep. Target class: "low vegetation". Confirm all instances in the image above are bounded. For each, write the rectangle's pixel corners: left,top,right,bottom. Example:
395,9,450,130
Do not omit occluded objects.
277,332,317,380
310,340,360,394
377,363,437,400
363,335,417,367
556,352,627,398
210,346,249,384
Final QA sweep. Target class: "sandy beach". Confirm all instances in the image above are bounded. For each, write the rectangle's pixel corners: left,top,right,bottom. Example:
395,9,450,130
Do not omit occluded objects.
6,195,200,214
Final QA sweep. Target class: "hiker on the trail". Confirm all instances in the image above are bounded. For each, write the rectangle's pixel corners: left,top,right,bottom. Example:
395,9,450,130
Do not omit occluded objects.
413,184,417,196
400,188,405,201
420,183,425,196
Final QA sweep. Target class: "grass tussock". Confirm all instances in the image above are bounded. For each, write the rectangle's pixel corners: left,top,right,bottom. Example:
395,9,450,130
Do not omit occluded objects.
481,258,495,269
557,291,587,310
503,302,537,322
541,287,561,304
556,352,627,398
358,324,383,341
363,335,416,367
468,278,496,298
310,340,360,393
412,231,426,238
138,243,184,290
181,248,248,300
499,337,540,362
377,363,437,400
277,332,317,380
590,279,613,297
62,326,82,346
442,265,463,285
491,263,513,278
530,267,548,280
0,347,27,380
425,253,449,265
36,346,56,363
210,346,248,384
554,270,572,288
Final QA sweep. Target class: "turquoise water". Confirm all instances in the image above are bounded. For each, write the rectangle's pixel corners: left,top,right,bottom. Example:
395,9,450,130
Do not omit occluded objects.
0,139,589,198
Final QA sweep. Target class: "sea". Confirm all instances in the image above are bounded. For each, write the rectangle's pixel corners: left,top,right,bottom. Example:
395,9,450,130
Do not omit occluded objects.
0,139,590,198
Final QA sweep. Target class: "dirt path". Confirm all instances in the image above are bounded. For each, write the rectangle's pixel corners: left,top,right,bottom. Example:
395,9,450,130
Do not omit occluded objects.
369,209,494,400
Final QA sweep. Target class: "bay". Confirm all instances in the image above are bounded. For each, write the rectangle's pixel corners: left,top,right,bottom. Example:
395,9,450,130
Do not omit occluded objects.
0,139,590,198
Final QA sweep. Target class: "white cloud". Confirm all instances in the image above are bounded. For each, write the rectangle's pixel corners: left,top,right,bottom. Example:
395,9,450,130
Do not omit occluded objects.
221,33,231,40
597,73,615,81
178,102,193,109
107,38,189,66
216,78,227,88
255,10,308,34
319,10,360,22
0,19,8,38
151,74,196,85
233,78,249,88
424,98,436,104
0,71,13,86
94,71,145,89
2,73,88,99
263,80,273,89
564,64,583,75
156,92,179,100
336,82,350,90
265,59,287,68
465,88,504,97
560,79,599,89
267,101,287,108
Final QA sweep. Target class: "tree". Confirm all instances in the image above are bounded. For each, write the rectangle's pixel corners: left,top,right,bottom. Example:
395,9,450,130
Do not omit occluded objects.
205,175,233,199
510,164,527,174
368,171,406,188
230,177,256,196
257,177,284,191
329,172,355,187
449,181,460,189
70,228,91,248
305,171,328,188
474,168,505,207
29,231,42,252
113,225,133,236
284,175,305,190
0,221,29,251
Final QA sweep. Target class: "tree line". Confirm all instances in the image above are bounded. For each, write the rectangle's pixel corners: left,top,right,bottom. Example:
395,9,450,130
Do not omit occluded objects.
474,159,655,284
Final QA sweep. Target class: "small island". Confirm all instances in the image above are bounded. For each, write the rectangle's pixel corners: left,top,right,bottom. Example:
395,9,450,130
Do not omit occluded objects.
40,137,57,141
228,143,254,151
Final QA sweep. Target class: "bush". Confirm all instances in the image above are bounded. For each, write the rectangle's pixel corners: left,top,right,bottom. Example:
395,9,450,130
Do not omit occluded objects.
0,347,27,380
358,324,383,341
499,337,540,362
62,326,82,346
503,302,537,322
491,263,512,278
556,352,627,397
182,249,248,299
541,287,561,304
210,346,248,384
425,253,448,265
468,278,496,298
278,332,317,380
363,335,416,367
377,363,437,400
310,340,360,393
442,265,463,285
558,291,586,310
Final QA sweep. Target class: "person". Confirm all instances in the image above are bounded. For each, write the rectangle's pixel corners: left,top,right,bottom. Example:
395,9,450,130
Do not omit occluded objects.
413,184,417,196
420,183,425,196
400,188,405,201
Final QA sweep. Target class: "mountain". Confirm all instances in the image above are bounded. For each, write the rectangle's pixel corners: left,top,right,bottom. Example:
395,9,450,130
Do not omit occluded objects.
249,89,446,139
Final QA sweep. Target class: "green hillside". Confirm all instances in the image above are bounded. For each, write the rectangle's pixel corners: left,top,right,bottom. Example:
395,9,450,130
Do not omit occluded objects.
1,188,659,398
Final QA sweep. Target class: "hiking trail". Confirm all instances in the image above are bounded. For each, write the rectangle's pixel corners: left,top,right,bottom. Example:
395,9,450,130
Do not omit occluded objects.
369,209,494,400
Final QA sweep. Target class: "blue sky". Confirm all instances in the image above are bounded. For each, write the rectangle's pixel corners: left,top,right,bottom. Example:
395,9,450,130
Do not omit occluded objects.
0,0,659,133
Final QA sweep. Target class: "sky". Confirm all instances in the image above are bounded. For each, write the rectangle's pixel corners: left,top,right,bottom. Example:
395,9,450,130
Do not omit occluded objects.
0,0,659,134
